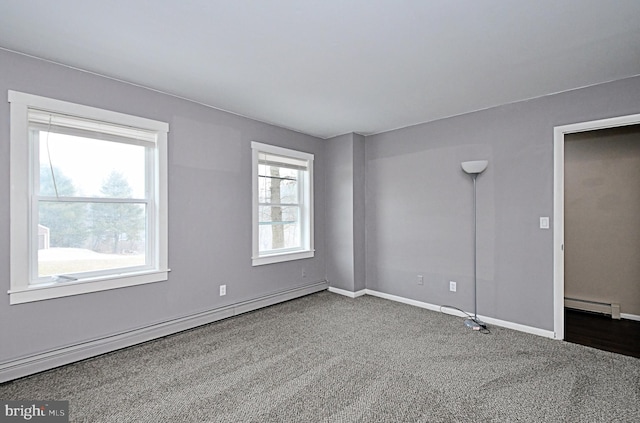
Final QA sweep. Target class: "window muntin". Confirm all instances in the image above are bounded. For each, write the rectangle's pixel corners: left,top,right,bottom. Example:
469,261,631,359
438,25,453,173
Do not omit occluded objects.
252,142,314,265
9,91,169,304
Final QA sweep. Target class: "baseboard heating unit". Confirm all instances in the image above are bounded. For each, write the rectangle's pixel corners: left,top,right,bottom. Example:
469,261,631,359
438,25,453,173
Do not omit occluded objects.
565,297,621,319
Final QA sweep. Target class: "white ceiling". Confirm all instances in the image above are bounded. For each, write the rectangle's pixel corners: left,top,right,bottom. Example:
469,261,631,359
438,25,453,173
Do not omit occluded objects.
1,1,639,139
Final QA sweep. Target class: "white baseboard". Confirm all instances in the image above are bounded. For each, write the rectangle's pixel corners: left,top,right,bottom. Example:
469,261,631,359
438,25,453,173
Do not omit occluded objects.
621,313,640,322
363,290,441,312
327,286,366,298
0,281,328,383
361,289,556,339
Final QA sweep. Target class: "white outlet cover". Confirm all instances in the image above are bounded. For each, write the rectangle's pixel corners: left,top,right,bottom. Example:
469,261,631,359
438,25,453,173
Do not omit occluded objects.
219,285,226,296
449,281,457,292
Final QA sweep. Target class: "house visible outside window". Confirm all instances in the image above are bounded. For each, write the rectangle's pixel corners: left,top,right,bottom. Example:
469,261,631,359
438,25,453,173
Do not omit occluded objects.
8,91,169,304
251,142,314,266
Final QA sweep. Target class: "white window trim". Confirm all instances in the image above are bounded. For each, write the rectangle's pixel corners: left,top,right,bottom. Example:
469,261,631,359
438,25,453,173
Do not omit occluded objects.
8,90,169,304
251,141,314,266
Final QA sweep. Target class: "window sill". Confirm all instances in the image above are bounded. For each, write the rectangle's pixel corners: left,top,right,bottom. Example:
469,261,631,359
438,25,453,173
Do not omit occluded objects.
8,269,170,305
252,250,314,266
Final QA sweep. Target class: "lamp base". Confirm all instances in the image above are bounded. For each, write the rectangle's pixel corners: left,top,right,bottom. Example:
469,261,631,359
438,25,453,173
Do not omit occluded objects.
464,318,486,330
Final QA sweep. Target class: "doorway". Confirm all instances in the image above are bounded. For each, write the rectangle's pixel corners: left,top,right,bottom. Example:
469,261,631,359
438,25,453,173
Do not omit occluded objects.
562,125,640,357
553,113,640,341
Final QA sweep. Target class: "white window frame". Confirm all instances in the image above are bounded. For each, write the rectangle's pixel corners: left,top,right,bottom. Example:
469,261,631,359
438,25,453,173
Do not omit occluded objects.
8,91,169,304
251,141,314,266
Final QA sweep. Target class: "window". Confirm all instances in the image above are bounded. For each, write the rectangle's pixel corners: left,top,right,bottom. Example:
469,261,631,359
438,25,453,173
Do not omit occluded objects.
251,142,314,266
8,91,169,304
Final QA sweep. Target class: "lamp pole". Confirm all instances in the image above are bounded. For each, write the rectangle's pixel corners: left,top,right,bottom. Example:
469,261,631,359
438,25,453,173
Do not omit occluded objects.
472,174,478,322
460,160,488,330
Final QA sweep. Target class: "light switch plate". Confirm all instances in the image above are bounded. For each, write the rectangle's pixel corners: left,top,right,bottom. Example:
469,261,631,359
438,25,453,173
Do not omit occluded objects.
540,217,549,229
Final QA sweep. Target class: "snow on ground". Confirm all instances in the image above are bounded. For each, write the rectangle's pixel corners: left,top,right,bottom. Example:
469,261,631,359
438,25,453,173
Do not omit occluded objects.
38,248,142,261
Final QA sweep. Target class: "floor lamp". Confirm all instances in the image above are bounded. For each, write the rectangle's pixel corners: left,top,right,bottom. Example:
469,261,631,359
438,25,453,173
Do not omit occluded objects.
461,160,488,330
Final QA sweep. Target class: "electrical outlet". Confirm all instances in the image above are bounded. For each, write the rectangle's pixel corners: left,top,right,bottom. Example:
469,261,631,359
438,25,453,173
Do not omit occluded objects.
219,285,226,296
449,281,457,292
302,268,306,278
417,275,424,285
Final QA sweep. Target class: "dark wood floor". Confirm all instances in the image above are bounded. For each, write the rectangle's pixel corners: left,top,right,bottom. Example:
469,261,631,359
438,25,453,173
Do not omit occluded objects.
565,308,640,358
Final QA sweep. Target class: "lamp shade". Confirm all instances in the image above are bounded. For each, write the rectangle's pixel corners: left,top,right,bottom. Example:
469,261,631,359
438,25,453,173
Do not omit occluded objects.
461,160,488,175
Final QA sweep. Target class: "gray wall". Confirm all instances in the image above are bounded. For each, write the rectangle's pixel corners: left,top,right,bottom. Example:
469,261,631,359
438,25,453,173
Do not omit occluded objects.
325,133,366,292
0,49,326,363
325,134,354,290
352,134,366,292
565,126,640,316
365,75,640,331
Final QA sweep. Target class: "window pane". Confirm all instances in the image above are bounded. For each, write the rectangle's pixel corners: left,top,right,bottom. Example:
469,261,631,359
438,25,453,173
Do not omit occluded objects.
258,205,300,251
37,130,146,198
258,165,299,204
38,201,147,278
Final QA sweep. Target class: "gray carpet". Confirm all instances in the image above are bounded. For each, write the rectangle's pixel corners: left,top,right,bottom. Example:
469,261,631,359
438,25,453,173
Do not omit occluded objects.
1,291,639,422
